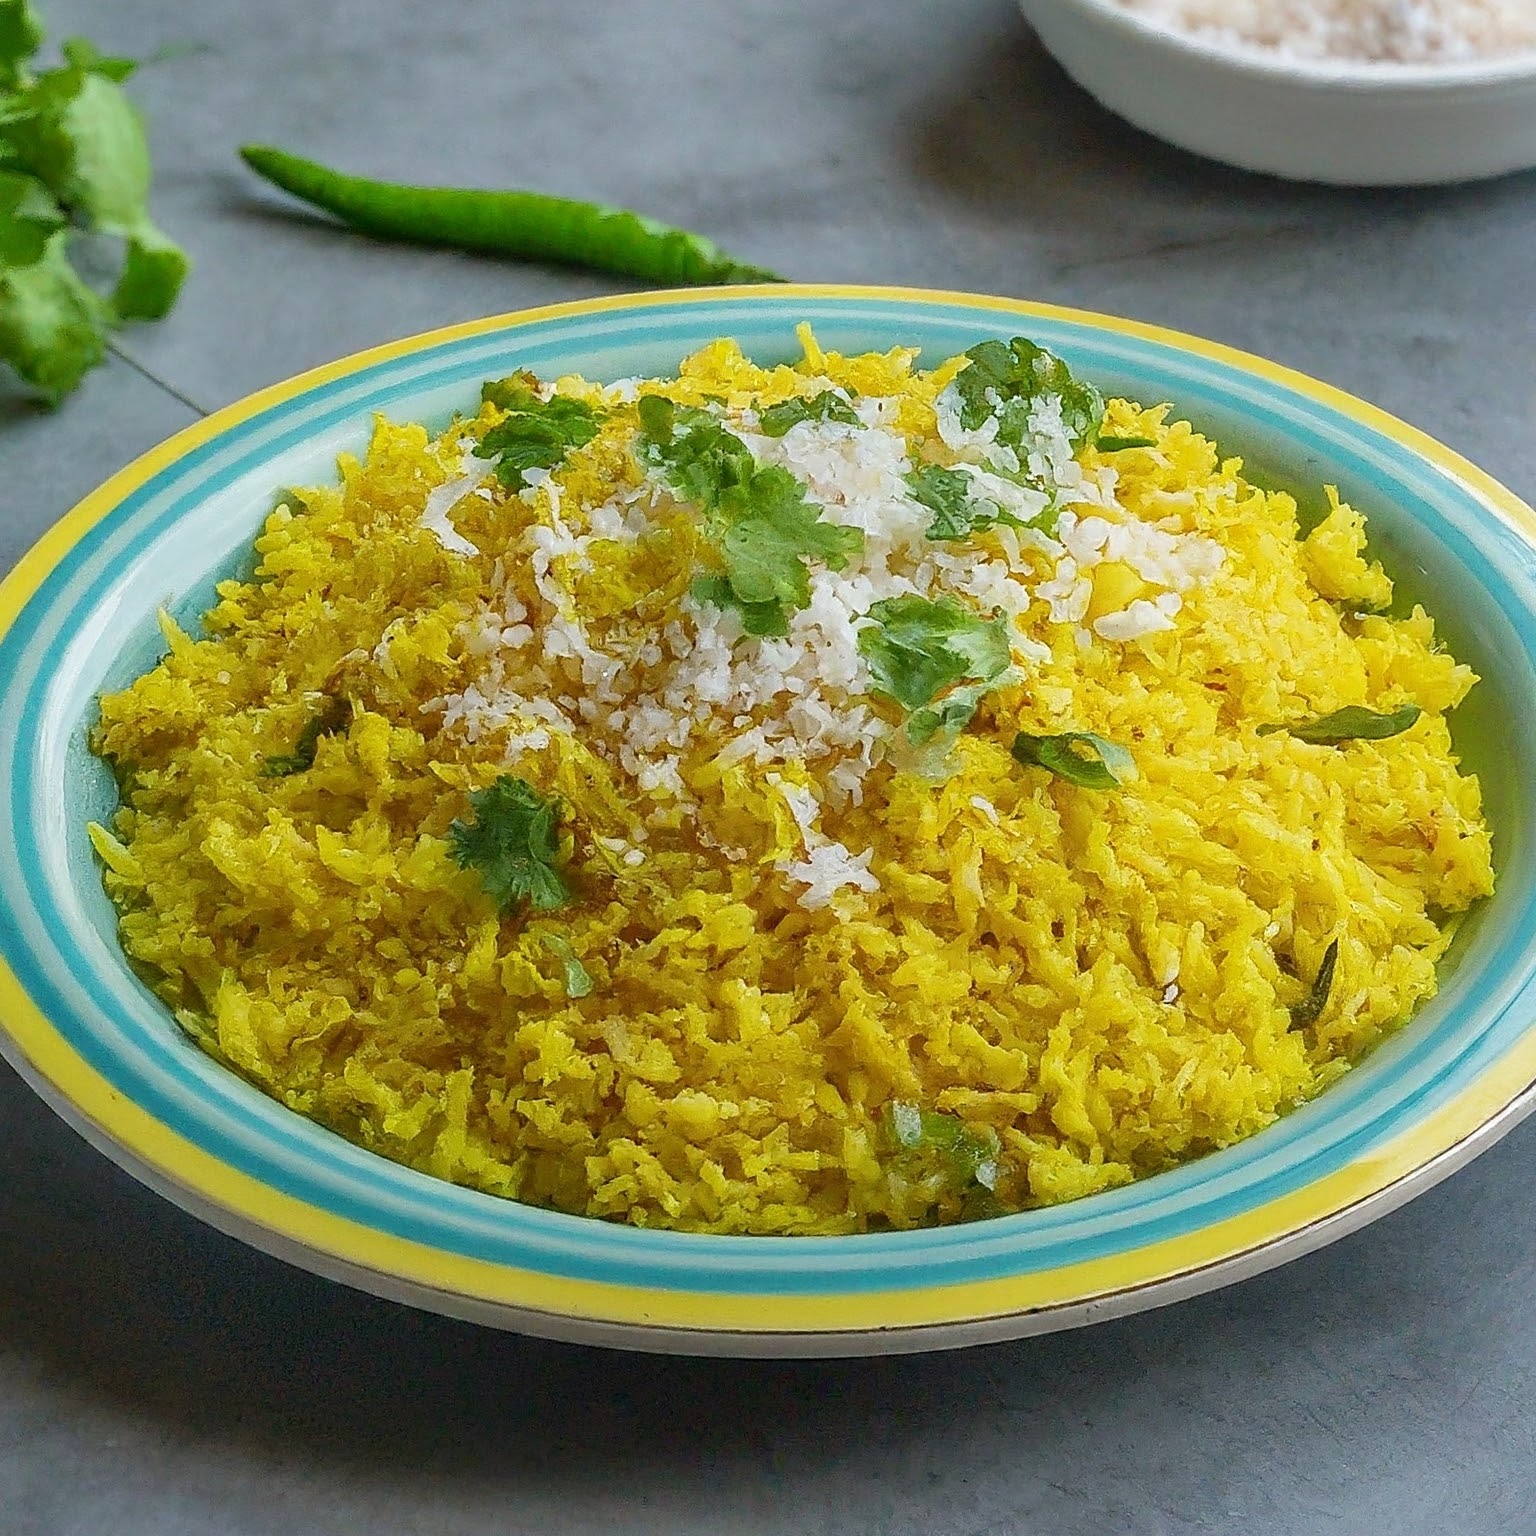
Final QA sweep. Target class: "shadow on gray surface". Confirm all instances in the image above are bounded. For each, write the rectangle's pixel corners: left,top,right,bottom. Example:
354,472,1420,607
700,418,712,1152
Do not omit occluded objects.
904,19,1532,281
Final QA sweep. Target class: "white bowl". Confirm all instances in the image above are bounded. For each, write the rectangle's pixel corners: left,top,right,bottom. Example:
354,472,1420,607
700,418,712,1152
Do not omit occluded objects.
1017,0,1536,185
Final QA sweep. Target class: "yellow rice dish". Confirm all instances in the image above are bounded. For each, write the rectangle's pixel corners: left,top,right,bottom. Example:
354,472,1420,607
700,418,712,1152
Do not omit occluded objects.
88,328,1494,1234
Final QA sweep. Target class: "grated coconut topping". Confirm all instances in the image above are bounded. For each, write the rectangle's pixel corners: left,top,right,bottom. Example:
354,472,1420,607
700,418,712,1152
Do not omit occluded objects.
418,369,1227,910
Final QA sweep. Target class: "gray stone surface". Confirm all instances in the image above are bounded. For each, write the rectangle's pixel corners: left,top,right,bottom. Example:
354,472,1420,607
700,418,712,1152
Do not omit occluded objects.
3,1,1536,1531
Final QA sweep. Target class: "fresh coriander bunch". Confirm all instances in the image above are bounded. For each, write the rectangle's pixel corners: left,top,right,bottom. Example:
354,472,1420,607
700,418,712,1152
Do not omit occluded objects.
0,0,188,404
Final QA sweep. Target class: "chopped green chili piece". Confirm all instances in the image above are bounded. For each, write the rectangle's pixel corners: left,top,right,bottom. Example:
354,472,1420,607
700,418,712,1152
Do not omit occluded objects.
1011,731,1137,790
886,1101,1002,1193
1095,435,1158,452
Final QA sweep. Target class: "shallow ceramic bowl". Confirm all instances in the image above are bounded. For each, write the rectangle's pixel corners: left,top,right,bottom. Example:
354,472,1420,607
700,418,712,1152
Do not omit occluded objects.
1018,0,1536,185
3,286,1536,1357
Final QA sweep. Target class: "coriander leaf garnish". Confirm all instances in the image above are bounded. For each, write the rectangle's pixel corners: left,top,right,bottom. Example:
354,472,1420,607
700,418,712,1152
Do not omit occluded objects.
261,695,351,777
906,463,1027,543
908,679,1003,754
1289,938,1340,1030
637,394,753,505
640,394,863,636
953,336,1106,453
448,775,573,914
1011,731,1137,790
0,229,108,397
0,168,63,264
858,594,1013,746
0,13,188,402
479,369,543,412
716,466,859,618
1257,703,1421,745
542,934,594,999
0,3,45,90
689,571,787,638
755,389,859,437
1095,435,1158,452
906,464,972,537
476,378,603,489
886,1101,1002,1193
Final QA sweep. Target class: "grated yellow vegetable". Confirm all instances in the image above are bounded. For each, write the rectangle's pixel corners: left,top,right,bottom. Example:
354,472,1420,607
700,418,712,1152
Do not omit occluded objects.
87,333,1494,1234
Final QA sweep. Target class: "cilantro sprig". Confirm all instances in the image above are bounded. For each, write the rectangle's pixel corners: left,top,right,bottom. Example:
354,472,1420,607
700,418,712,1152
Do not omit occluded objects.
477,375,603,489
906,463,1030,543
755,389,859,437
0,4,188,403
638,394,863,637
953,337,1106,455
857,594,1014,747
448,775,573,914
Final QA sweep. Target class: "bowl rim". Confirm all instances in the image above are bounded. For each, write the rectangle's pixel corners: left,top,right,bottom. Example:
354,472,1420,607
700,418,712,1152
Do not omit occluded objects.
1025,0,1536,88
4,282,1536,1355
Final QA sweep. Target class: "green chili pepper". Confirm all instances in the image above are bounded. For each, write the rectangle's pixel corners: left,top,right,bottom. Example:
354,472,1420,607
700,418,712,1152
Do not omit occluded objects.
239,145,785,287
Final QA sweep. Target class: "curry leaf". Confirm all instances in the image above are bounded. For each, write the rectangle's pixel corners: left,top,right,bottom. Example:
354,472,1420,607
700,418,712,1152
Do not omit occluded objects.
1290,938,1340,1029
1258,703,1422,744
1011,731,1137,790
